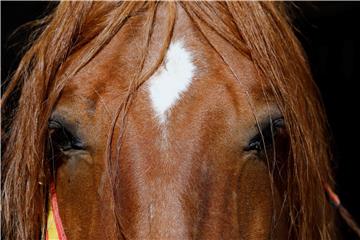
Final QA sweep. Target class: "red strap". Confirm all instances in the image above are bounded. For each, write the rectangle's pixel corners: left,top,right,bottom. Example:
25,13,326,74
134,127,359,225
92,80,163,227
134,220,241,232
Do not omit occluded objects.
324,183,341,207
49,182,68,240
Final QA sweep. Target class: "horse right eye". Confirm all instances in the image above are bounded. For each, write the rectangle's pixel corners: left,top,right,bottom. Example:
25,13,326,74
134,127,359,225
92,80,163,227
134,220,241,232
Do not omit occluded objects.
48,120,84,151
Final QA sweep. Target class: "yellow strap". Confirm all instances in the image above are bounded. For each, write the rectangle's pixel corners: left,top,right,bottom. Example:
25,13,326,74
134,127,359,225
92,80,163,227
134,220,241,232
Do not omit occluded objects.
46,204,60,240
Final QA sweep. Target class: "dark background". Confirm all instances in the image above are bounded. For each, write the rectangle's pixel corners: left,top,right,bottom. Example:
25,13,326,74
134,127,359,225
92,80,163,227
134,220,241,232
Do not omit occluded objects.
2,2,360,239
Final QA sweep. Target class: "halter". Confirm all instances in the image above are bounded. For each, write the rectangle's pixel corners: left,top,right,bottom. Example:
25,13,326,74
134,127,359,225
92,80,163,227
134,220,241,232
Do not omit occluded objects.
324,184,360,237
46,182,67,240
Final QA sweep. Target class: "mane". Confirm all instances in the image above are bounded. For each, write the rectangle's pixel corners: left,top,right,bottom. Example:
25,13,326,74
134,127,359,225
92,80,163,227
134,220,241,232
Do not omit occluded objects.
1,2,335,239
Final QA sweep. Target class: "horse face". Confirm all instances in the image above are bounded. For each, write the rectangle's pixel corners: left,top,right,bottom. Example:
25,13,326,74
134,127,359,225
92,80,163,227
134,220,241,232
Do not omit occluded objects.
50,5,288,239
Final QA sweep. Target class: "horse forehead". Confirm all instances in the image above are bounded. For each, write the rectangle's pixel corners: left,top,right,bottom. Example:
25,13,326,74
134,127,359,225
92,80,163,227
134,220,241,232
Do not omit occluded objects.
59,6,262,117
57,5,265,134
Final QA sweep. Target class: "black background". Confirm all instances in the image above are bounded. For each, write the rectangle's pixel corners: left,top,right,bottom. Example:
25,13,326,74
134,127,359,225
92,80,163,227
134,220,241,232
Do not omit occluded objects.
2,2,360,239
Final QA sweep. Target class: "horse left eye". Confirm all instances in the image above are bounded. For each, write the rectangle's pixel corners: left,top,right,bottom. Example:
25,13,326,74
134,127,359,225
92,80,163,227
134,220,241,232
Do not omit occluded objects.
48,120,84,151
245,118,285,152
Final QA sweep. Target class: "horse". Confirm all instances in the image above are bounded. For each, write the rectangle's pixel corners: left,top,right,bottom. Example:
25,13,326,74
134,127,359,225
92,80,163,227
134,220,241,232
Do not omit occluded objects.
1,2,338,239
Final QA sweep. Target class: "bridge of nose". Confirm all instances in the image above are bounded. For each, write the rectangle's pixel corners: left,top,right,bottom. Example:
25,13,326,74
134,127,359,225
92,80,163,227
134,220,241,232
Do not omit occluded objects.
115,40,197,238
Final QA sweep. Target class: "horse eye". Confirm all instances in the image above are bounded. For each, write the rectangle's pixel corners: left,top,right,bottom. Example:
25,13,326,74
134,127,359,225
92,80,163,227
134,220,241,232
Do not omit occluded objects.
48,120,84,151
245,118,285,152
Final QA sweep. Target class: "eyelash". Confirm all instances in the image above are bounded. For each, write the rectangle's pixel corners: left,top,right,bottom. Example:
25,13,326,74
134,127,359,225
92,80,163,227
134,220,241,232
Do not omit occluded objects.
245,118,285,152
48,121,84,151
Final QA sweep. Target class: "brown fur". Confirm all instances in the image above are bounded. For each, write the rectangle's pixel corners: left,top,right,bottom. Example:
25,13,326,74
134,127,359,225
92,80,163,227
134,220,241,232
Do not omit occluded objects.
2,2,335,239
